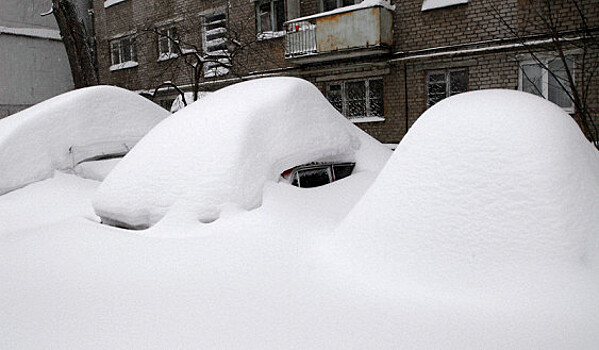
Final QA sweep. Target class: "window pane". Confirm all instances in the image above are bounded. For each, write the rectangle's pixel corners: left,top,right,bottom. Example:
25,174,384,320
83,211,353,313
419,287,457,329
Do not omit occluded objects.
427,72,447,107
332,164,355,181
449,70,467,96
327,83,343,114
548,58,573,108
159,36,169,54
521,63,543,97
342,0,356,6
259,3,273,32
121,38,131,62
298,167,332,188
111,42,120,64
368,79,383,117
131,37,137,61
346,81,366,117
275,0,285,31
323,0,337,11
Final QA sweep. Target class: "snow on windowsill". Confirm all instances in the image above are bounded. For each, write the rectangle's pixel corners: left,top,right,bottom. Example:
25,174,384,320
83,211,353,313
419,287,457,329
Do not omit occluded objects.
110,61,139,71
421,0,468,11
257,31,286,41
349,116,385,123
157,52,179,62
104,0,129,8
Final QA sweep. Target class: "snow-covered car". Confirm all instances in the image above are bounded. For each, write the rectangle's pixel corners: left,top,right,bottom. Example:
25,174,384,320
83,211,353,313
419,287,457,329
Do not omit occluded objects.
0,85,169,194
93,77,391,230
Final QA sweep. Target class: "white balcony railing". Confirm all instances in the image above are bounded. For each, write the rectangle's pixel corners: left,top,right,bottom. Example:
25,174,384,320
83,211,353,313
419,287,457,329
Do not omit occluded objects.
285,22,317,57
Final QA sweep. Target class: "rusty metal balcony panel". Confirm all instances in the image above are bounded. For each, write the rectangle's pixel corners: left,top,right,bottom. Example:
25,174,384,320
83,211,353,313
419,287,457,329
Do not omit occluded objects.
285,5,393,64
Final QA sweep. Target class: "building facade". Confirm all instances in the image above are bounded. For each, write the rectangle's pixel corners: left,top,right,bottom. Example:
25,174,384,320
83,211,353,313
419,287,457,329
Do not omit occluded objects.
92,0,599,144
0,0,74,118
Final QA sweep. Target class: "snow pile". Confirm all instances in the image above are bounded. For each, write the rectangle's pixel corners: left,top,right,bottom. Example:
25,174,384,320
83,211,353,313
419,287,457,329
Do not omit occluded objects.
288,0,395,23
93,77,366,229
327,89,599,347
422,0,468,11
170,91,211,113
0,86,169,195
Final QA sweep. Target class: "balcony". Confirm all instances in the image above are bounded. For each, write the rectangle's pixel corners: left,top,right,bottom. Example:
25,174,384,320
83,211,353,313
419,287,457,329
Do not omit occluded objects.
285,3,394,64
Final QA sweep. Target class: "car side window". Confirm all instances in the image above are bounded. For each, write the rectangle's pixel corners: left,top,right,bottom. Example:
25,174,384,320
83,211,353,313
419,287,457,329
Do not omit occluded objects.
297,166,332,188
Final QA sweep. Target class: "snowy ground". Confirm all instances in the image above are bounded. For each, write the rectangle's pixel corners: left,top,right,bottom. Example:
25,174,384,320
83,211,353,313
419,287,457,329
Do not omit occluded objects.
1,84,598,349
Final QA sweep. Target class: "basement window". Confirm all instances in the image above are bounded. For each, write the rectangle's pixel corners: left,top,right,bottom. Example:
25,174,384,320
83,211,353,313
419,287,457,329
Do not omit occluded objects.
326,78,384,122
421,0,468,11
426,69,467,108
519,56,574,112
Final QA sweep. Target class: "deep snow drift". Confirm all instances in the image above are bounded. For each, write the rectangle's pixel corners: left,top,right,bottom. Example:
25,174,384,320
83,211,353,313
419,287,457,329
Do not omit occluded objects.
327,89,599,347
93,77,388,229
0,86,169,195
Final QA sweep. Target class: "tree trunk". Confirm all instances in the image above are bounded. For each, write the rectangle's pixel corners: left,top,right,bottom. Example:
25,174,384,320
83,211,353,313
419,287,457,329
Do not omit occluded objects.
52,0,98,88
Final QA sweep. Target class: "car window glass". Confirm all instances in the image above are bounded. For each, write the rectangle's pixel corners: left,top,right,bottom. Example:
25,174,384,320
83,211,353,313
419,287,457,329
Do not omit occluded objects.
298,167,332,188
332,164,354,181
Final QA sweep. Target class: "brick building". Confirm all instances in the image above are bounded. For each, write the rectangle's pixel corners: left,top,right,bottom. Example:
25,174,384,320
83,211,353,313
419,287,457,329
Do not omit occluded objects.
92,0,598,144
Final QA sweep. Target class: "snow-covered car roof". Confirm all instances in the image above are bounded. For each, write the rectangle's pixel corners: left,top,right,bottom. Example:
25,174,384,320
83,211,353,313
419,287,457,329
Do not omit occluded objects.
93,77,391,230
0,85,169,195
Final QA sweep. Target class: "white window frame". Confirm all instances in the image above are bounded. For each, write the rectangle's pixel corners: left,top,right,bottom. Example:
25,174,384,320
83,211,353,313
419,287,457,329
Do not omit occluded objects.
518,56,575,113
157,26,179,61
426,69,467,108
326,78,384,122
109,35,138,71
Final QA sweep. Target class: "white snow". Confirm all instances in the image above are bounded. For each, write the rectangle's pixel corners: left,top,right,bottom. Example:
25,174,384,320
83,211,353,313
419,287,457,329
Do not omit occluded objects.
0,88,597,349
93,77,383,229
0,85,169,195
169,91,211,113
422,0,469,11
0,25,61,40
157,52,179,62
324,89,599,347
104,0,129,8
109,61,139,71
286,0,395,24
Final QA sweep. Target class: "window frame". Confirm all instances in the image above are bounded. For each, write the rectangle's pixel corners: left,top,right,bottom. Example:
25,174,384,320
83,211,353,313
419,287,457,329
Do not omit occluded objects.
518,56,575,113
326,78,385,122
109,35,138,71
426,68,468,108
255,0,286,36
157,26,179,61
201,8,230,78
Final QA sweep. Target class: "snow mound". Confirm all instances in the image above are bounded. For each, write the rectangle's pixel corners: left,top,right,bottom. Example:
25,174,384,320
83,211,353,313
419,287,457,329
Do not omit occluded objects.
93,77,367,229
334,89,599,284
326,89,599,347
0,86,169,195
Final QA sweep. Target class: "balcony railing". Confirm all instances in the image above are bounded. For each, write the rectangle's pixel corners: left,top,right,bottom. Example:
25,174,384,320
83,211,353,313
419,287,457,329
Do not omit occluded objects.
285,22,317,57
285,3,394,64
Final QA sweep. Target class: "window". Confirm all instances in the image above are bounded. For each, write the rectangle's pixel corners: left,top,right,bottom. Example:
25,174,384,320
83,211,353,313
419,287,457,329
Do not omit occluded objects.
426,69,467,108
201,9,229,78
321,0,357,12
421,0,468,11
326,78,384,121
256,0,285,35
158,26,178,61
110,35,137,71
282,163,356,188
519,57,574,112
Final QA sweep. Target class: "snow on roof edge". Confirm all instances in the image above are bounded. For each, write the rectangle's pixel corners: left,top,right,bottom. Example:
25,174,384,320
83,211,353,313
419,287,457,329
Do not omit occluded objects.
0,26,61,40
